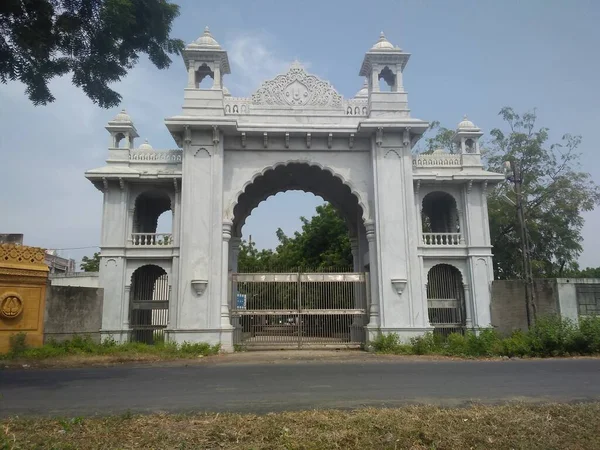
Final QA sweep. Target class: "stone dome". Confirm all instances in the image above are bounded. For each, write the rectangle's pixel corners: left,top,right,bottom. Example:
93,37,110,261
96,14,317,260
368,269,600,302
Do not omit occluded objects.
113,109,132,122
354,79,368,98
223,86,231,96
432,149,448,155
193,26,221,48
371,32,396,50
138,139,153,150
457,115,477,129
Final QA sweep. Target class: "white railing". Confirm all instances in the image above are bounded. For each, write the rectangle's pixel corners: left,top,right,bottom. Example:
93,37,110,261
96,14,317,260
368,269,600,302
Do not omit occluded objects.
422,233,462,246
131,233,173,246
129,150,182,163
413,154,461,168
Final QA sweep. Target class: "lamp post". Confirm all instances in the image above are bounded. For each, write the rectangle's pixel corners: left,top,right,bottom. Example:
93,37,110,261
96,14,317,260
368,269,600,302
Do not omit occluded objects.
504,160,537,327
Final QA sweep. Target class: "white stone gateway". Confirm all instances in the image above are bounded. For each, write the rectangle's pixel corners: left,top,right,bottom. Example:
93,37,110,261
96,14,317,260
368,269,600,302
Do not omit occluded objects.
86,28,504,350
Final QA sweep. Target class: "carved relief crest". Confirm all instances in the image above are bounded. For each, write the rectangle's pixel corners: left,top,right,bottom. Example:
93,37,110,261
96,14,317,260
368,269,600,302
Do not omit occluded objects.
0,292,23,319
252,62,342,108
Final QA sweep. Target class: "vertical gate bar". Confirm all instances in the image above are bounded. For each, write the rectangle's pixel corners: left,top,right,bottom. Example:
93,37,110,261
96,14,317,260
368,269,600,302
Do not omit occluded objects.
297,270,302,349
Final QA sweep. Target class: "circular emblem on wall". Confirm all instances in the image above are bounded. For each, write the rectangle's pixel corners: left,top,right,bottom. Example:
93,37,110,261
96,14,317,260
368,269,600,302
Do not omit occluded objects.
0,292,24,319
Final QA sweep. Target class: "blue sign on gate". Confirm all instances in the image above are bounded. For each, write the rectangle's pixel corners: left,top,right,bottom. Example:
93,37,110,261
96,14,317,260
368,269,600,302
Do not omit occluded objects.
236,293,247,309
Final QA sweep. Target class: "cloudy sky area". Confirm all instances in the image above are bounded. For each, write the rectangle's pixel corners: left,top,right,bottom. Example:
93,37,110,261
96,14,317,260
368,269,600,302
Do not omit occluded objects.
1,0,599,269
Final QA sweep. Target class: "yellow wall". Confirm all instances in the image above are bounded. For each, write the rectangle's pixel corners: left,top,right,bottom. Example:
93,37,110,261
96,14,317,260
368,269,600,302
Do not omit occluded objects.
0,244,49,354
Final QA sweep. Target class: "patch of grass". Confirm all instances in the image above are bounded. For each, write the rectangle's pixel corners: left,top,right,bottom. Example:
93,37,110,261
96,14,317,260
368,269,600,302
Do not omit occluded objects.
371,315,600,358
0,334,221,363
1,403,599,449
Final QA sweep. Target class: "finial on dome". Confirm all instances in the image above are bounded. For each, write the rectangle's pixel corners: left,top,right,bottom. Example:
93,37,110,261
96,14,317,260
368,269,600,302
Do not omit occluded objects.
138,139,153,150
113,109,132,122
371,31,396,50
191,26,221,48
457,115,477,130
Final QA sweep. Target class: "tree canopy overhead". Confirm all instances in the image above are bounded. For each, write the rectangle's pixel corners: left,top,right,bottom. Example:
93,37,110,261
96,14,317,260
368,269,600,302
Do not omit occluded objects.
0,0,184,107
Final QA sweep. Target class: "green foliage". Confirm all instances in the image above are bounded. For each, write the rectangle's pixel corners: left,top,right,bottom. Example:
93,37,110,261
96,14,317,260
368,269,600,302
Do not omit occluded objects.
0,0,184,107
371,316,600,358
8,332,28,356
486,108,600,278
238,203,352,272
420,108,600,279
526,315,577,356
370,333,411,354
80,252,100,271
2,334,221,360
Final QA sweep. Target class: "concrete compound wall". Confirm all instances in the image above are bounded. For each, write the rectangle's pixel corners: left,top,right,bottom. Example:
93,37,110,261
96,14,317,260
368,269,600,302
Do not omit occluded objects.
50,272,99,288
44,285,103,343
490,278,600,335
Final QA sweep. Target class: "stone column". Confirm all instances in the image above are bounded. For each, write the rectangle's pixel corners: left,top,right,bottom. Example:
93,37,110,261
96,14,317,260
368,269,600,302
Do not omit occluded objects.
457,208,466,245
463,283,473,329
229,237,242,342
221,221,234,329
365,220,380,329
187,62,196,88
213,66,221,89
371,67,380,92
127,207,135,244
122,285,131,330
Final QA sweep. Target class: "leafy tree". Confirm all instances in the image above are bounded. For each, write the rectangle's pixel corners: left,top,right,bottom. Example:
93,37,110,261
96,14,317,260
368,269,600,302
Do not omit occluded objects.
420,107,600,279
1,0,184,107
420,120,456,154
80,252,100,272
237,203,352,272
486,108,599,278
561,265,600,279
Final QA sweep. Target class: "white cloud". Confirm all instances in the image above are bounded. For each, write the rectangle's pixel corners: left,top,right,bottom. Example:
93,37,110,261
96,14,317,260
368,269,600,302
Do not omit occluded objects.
225,32,311,97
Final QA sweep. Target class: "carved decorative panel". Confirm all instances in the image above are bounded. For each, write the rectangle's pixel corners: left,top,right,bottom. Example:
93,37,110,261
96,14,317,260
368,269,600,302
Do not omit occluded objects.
251,62,342,108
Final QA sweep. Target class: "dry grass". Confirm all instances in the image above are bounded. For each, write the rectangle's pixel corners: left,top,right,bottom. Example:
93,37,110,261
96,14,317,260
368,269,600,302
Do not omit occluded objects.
2,403,599,449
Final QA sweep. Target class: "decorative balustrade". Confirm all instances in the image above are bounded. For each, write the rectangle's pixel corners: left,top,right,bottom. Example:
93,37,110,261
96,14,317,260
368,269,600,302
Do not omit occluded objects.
224,98,252,115
413,153,461,168
131,233,173,246
129,150,182,163
422,233,462,246
343,99,368,116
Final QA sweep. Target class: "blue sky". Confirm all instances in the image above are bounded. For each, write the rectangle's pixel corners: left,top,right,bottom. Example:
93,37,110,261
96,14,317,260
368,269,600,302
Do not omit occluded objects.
1,0,599,268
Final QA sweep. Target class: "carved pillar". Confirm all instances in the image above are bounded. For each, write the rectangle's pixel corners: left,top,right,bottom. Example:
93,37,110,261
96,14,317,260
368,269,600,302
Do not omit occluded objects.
127,207,135,244
221,222,233,328
457,208,466,245
395,64,404,92
187,62,196,88
371,67,380,92
463,283,473,329
365,220,380,328
213,66,221,89
122,285,131,330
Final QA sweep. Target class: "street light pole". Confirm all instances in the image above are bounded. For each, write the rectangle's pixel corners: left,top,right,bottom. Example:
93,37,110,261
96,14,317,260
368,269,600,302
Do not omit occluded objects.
506,160,537,327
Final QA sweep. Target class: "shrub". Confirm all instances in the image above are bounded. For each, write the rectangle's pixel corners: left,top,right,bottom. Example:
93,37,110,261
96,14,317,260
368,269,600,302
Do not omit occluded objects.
527,315,577,357
499,330,531,357
466,329,501,357
444,333,469,356
574,316,600,354
410,332,440,355
9,332,28,356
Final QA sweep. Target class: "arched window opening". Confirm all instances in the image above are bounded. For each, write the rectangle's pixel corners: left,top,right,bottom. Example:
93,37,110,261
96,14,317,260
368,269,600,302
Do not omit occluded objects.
427,264,465,336
378,66,395,92
465,138,475,153
129,265,169,344
196,64,214,89
114,132,126,148
132,190,172,245
421,191,461,245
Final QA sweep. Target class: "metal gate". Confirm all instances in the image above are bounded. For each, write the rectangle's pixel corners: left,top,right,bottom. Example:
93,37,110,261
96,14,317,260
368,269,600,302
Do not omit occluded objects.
427,264,466,336
231,271,368,348
130,265,169,344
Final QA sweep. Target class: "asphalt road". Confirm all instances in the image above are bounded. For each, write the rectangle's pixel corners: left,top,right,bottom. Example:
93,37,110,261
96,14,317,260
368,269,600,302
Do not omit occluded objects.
1,358,599,416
